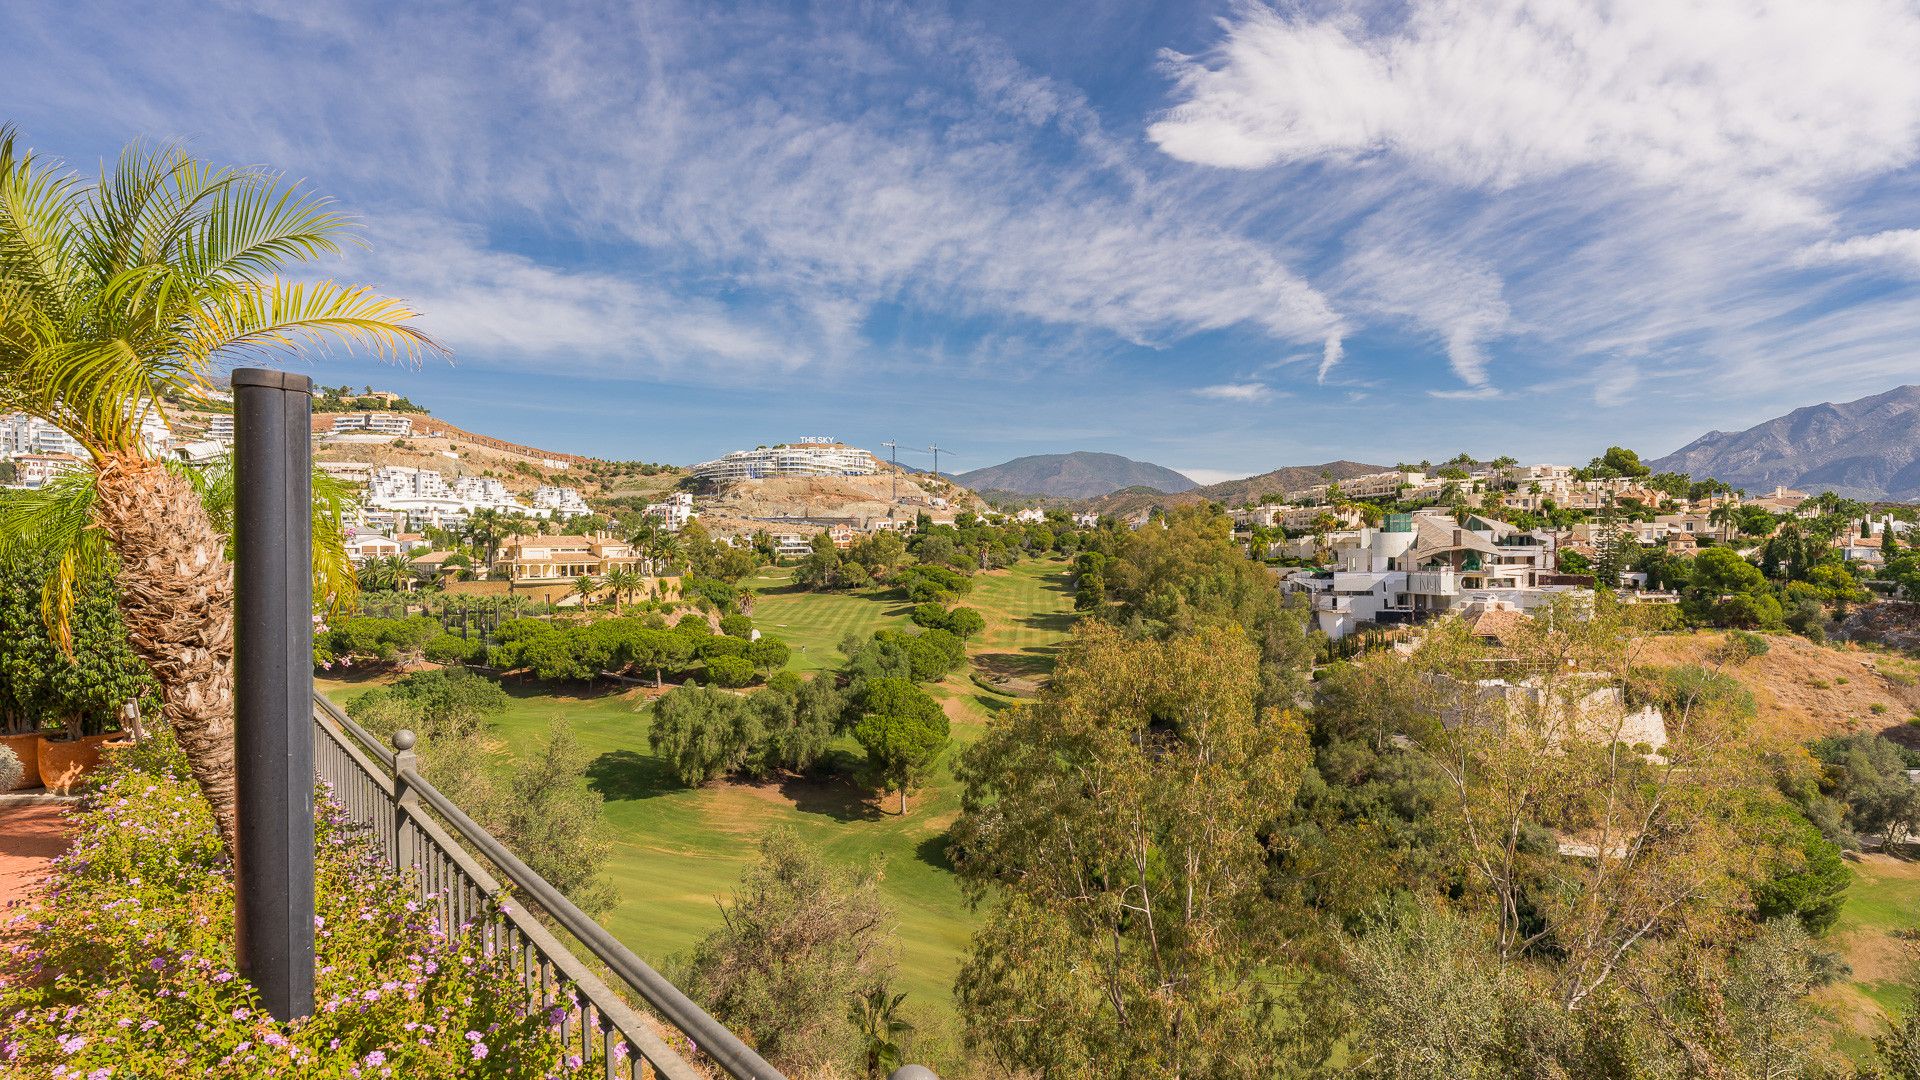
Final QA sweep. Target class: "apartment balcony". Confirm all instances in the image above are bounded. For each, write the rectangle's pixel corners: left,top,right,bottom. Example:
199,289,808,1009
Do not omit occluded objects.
1407,569,1459,596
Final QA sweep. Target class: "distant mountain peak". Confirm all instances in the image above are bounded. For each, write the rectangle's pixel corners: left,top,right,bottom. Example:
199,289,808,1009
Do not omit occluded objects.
954,451,1196,499
1648,384,1920,502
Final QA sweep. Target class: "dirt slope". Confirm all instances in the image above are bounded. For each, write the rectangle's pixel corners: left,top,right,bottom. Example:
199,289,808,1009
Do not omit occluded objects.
1634,631,1920,746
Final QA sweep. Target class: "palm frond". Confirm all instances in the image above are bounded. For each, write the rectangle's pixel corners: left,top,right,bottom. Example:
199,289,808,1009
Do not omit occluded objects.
0,471,110,654
182,170,353,283
0,128,445,465
190,277,441,365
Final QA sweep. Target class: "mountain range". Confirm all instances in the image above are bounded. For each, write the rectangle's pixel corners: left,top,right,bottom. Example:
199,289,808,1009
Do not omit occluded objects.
954,452,1196,499
1650,385,1920,502
1076,460,1392,517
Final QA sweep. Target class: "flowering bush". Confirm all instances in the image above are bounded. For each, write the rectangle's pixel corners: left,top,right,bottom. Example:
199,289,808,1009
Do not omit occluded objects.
0,758,599,1078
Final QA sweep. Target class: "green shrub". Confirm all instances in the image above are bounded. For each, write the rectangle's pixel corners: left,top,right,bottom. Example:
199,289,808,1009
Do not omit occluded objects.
424,632,482,666
705,654,756,688
0,761,596,1077
1870,703,1889,715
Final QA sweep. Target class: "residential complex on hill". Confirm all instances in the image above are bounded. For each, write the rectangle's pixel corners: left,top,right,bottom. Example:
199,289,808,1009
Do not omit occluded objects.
690,439,880,484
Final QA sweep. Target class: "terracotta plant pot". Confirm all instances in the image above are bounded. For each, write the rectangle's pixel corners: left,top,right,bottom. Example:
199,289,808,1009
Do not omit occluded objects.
37,732,120,794
0,732,46,790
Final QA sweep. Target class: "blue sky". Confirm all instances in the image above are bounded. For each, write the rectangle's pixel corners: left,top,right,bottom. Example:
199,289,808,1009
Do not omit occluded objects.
7,0,1920,482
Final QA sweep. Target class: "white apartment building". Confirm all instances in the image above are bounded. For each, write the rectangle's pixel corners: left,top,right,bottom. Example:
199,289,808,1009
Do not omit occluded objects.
1283,470,1428,505
690,439,880,484
643,492,697,532
331,413,414,437
207,415,235,445
450,476,523,513
531,485,592,519
363,466,529,529
3,406,168,459
1,413,85,458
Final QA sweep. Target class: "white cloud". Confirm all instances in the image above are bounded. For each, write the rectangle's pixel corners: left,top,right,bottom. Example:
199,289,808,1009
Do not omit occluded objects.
1192,382,1276,402
1334,244,1513,389
331,217,805,381
1797,229,1920,273
1150,0,1920,225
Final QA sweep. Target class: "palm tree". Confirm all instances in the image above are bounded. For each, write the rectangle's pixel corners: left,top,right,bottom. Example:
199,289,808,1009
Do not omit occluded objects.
849,987,912,1080
361,554,414,594
0,128,435,846
1709,503,1737,544
602,567,641,615
569,574,599,610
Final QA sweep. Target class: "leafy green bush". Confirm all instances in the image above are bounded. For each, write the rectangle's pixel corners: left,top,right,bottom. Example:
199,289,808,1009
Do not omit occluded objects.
705,654,756,688
0,760,596,1077
424,631,483,666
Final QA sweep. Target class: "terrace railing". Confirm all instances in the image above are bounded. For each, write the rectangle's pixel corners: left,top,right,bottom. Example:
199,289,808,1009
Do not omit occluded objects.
312,693,784,1080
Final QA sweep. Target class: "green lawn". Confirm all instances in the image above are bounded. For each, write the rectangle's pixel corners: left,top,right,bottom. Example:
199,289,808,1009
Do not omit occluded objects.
1818,854,1920,1063
320,556,1079,1066
738,566,915,672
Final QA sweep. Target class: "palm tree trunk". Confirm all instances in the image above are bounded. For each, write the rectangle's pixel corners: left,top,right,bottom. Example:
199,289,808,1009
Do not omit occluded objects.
93,457,238,849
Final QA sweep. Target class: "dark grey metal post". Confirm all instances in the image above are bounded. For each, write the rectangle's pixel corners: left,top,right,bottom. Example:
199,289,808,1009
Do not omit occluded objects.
232,367,316,1021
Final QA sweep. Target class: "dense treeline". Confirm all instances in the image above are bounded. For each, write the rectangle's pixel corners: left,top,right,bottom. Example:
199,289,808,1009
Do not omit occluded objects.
936,566,1905,1077
645,621,970,812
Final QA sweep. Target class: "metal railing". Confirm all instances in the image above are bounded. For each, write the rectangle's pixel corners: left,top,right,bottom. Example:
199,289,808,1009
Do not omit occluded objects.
312,693,784,1080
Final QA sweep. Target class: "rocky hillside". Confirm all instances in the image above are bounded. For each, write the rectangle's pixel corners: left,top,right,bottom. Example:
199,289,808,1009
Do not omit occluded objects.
1649,384,1920,501
695,468,984,537
956,452,1195,499
1079,459,1391,516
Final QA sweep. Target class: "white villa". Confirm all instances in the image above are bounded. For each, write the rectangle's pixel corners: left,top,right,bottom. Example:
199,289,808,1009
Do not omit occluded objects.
1280,510,1576,640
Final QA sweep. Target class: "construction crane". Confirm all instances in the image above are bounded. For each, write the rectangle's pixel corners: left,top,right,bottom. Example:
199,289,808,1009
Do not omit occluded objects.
881,440,900,504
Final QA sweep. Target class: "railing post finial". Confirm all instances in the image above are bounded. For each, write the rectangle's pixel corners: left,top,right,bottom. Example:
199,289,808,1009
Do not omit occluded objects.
393,730,419,870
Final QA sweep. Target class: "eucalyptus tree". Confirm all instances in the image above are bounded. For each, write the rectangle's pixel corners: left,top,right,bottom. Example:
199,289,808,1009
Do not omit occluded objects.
0,127,435,845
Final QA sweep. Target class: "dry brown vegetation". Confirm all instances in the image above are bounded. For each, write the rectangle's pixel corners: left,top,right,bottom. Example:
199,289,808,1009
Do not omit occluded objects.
1634,630,1920,746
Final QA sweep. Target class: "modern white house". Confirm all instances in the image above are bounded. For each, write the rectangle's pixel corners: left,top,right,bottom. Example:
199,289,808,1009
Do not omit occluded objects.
689,439,880,484
1282,511,1575,640
343,532,404,564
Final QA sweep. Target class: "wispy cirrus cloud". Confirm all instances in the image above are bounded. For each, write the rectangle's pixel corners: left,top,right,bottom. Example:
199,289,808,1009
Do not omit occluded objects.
1796,229,1920,274
1191,382,1278,402
10,0,1920,468
1149,0,1920,226
1146,0,1920,412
